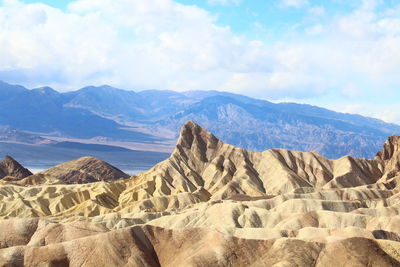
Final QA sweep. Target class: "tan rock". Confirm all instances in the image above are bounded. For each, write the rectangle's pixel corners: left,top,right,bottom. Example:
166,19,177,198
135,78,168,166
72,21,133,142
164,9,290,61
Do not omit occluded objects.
1,121,400,266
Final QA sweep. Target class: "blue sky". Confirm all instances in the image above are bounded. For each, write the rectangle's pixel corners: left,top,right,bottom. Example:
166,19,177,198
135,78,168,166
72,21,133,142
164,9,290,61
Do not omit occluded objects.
19,0,353,40
2,0,400,123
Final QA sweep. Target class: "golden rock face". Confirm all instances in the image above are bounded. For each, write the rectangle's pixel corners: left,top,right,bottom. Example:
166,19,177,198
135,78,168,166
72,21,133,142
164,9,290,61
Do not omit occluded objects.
1,121,400,266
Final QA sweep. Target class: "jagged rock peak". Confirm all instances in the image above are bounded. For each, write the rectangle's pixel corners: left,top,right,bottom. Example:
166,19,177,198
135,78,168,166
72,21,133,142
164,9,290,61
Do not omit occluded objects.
0,155,32,179
376,135,400,161
176,120,220,150
174,121,223,163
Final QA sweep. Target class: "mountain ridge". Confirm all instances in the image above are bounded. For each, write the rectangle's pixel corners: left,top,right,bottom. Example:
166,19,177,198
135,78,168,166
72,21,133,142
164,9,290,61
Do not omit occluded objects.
0,80,399,159
124,121,394,202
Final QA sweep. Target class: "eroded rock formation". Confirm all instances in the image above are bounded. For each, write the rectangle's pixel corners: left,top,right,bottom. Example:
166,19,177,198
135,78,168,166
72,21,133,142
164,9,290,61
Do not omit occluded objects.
0,121,400,266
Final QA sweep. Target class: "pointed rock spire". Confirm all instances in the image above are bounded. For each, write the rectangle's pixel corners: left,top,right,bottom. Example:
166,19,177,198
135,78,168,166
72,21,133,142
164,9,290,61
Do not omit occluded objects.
174,121,222,162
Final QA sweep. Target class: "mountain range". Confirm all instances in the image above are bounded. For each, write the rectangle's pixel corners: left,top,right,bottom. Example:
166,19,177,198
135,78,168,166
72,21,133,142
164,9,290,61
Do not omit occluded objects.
1,80,399,160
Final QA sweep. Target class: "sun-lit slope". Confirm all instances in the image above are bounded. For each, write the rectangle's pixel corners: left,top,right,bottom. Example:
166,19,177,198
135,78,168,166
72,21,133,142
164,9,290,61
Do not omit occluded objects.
119,120,386,202
0,121,399,221
1,121,400,265
0,219,399,267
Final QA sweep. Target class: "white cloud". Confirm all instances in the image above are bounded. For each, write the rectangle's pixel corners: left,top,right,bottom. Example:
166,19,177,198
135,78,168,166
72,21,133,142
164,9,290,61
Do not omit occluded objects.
360,0,382,11
340,83,363,99
0,0,400,124
305,24,324,35
0,0,266,91
208,0,241,6
326,103,400,124
279,0,309,8
308,6,325,16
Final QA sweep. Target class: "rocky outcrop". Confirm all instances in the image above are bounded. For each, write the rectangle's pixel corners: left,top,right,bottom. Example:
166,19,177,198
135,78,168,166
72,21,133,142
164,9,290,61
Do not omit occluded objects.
0,155,32,180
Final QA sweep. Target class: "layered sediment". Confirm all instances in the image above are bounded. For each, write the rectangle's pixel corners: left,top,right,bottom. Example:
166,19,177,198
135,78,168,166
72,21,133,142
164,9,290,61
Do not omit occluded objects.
1,121,400,266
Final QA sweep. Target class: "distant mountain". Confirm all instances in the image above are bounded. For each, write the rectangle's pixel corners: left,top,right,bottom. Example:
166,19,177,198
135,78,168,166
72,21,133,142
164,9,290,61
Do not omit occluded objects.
64,85,145,121
0,83,159,142
0,125,49,144
0,80,399,159
65,86,197,122
155,95,399,158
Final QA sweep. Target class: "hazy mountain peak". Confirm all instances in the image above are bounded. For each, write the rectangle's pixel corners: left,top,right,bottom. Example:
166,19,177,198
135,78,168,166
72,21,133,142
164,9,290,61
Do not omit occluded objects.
33,86,59,95
78,85,133,93
0,80,28,101
0,80,26,89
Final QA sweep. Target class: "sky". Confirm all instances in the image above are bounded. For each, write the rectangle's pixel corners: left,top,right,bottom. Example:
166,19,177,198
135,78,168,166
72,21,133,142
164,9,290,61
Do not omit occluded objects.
0,0,400,123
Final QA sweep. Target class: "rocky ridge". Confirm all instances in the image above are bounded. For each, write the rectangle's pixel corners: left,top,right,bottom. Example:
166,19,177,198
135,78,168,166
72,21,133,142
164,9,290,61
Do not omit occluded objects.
0,121,400,266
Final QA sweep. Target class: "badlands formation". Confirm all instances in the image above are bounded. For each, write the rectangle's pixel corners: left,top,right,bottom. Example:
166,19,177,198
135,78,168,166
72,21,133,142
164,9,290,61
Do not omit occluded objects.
0,121,400,266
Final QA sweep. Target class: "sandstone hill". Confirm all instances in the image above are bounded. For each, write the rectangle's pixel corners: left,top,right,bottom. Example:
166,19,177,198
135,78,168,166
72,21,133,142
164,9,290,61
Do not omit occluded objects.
18,156,130,185
0,155,32,181
0,121,400,266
